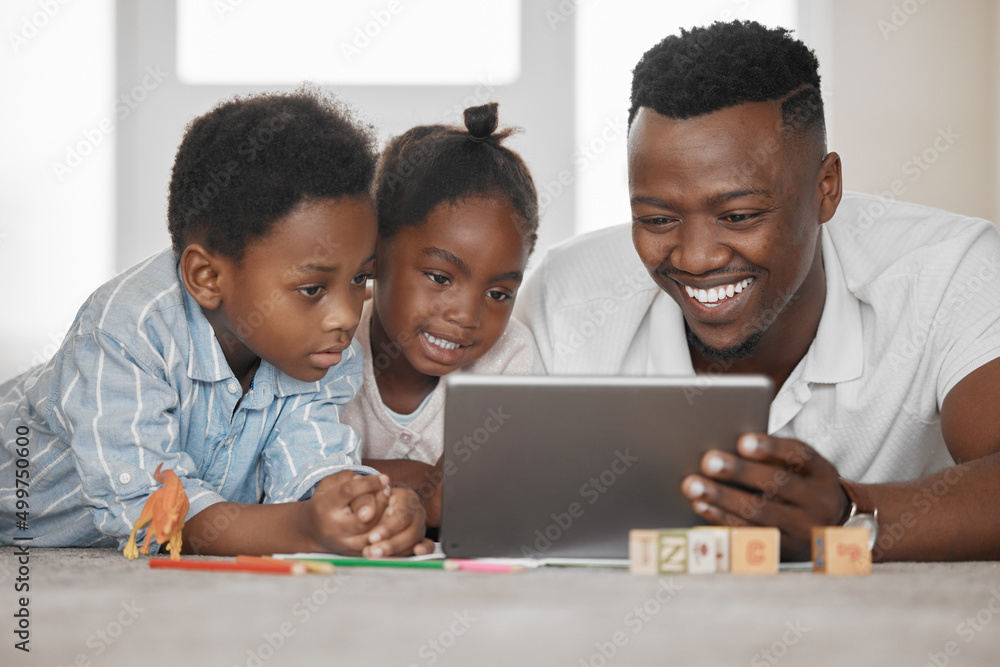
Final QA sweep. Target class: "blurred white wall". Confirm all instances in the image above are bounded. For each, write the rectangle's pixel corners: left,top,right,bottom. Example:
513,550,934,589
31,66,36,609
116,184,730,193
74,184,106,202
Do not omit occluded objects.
827,0,998,223
1,0,998,383
0,0,115,382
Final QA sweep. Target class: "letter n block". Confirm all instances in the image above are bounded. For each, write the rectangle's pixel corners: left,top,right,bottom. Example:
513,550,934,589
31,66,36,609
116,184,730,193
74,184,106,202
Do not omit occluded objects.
730,527,779,574
812,526,871,575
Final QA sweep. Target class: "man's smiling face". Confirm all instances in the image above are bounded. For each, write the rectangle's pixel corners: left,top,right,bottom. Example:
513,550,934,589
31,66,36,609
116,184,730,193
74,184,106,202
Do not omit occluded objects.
628,102,836,364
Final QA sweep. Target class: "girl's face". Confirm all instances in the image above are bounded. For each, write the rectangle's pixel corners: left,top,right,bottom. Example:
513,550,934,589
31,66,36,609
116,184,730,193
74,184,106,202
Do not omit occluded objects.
373,196,530,378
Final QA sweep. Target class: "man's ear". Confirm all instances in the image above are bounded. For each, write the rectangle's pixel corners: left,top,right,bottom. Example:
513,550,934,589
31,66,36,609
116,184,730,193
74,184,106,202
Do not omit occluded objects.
179,244,227,310
817,151,843,224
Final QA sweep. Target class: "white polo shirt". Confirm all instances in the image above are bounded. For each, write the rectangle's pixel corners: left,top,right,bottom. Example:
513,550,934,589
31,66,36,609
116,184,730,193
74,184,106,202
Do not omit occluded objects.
515,193,1000,483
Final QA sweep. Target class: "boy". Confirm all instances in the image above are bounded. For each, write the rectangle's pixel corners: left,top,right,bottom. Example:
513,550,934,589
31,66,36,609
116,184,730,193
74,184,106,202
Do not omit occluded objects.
0,89,431,558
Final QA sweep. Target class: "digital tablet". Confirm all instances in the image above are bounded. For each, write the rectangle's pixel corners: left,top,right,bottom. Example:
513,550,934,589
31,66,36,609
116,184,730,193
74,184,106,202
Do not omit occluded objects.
440,374,773,558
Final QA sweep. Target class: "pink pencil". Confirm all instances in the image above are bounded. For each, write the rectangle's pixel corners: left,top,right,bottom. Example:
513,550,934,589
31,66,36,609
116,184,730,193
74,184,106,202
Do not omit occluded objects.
444,559,526,573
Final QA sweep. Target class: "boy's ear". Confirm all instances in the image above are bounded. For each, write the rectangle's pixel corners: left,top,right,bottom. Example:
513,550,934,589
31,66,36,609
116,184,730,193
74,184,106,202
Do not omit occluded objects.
179,244,227,310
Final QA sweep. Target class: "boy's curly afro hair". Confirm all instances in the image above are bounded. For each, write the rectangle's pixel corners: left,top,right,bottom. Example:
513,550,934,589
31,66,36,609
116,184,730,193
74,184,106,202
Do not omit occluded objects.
167,86,377,261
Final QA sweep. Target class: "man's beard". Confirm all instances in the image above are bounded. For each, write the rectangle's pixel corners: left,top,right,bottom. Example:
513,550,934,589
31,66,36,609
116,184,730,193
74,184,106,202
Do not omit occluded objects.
685,322,763,364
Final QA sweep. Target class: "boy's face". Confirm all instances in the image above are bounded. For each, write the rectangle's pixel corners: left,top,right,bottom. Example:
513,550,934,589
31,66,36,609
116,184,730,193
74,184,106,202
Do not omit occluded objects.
373,196,528,378
212,195,377,382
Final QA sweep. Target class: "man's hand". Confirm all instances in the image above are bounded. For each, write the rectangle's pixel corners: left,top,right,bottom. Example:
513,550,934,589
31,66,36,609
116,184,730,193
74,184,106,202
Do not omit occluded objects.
681,433,850,561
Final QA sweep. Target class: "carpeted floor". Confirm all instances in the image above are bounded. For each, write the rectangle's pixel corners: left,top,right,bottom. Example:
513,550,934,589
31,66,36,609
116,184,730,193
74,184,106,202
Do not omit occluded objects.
3,547,1000,666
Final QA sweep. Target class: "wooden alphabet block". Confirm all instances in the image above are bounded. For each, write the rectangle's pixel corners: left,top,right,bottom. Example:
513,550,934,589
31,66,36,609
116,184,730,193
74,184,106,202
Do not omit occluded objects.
656,529,688,574
730,527,779,574
686,529,717,573
812,526,871,575
628,529,660,575
628,529,688,574
691,526,731,573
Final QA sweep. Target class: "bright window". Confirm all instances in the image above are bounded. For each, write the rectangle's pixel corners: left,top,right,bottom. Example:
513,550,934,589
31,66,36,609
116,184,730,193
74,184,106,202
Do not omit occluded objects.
176,0,521,85
574,1,799,235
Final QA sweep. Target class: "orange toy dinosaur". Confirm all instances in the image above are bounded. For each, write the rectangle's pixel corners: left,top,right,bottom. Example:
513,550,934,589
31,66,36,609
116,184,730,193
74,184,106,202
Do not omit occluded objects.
123,463,189,561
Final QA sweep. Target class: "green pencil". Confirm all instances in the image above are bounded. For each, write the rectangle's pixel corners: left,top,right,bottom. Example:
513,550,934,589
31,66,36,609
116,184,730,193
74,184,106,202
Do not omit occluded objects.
286,557,446,569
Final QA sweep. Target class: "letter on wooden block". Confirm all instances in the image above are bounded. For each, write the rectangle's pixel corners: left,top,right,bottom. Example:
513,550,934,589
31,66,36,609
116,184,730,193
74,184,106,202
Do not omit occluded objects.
657,529,688,574
628,529,660,575
686,530,716,573
812,526,871,575
691,526,731,573
730,527,779,574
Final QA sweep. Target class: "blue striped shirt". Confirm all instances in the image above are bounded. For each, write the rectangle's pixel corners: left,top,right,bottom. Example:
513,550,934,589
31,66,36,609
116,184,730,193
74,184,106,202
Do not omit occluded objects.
0,249,372,550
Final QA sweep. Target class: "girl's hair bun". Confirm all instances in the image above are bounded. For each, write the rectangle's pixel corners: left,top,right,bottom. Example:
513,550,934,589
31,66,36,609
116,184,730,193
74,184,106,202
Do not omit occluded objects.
464,102,499,143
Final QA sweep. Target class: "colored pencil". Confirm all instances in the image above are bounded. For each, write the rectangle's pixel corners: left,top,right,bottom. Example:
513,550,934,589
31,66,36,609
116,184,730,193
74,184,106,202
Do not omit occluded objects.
443,559,526,573
148,557,306,575
286,556,446,569
237,555,335,574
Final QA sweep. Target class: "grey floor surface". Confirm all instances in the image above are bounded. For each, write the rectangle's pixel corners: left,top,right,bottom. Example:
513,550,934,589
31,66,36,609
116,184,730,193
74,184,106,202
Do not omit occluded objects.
2,547,1000,666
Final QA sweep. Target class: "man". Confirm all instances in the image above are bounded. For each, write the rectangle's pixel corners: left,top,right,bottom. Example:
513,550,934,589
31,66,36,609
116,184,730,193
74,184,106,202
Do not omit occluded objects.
516,20,1000,561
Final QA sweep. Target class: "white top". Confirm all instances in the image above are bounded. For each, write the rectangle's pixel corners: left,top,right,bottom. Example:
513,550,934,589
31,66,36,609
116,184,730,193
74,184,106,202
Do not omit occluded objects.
343,300,545,464
515,193,1000,483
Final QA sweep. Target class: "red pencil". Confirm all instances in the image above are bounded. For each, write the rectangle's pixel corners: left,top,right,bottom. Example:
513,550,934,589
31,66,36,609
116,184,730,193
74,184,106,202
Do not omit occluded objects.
148,557,306,575
237,555,336,574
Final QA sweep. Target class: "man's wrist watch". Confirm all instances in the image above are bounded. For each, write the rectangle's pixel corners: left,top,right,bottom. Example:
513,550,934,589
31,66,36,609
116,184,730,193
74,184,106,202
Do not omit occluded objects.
840,479,878,550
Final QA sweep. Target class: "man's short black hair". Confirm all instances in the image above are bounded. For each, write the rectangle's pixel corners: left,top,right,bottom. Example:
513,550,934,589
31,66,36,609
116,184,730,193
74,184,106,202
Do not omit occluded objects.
629,20,825,141
373,102,539,254
167,86,377,261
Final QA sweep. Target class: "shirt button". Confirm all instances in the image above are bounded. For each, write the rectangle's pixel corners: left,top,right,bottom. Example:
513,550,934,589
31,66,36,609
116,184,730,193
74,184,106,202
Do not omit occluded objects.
227,382,239,394
224,437,235,447
399,432,412,444
119,472,132,485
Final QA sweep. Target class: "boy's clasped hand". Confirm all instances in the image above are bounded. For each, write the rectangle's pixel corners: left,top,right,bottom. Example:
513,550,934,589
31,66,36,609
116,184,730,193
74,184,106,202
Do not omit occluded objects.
302,472,433,557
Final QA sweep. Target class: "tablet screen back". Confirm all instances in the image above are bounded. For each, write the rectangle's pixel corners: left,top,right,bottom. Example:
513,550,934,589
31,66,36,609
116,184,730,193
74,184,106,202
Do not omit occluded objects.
440,375,772,559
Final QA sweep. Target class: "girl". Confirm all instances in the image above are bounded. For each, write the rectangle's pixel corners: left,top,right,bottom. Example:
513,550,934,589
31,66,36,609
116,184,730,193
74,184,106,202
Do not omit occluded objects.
342,103,543,527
